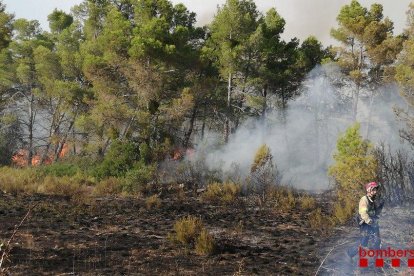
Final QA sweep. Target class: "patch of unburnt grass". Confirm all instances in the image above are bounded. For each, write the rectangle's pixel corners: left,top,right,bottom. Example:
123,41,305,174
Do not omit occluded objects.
168,215,216,255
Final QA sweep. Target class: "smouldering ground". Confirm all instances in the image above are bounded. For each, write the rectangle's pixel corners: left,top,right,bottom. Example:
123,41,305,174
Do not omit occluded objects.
0,191,325,275
318,204,414,275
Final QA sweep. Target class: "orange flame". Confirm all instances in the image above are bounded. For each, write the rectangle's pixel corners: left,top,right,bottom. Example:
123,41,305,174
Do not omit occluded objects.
12,143,69,167
172,147,195,161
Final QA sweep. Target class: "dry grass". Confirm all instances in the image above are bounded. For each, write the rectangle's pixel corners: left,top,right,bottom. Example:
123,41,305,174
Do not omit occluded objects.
195,229,215,255
0,167,39,194
145,194,162,209
93,177,123,196
38,176,90,203
269,187,296,210
298,195,317,210
169,216,216,255
170,216,203,247
201,182,241,204
332,197,355,224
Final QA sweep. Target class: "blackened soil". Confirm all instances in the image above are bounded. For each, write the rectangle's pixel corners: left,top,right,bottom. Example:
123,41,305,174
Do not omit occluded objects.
0,192,325,275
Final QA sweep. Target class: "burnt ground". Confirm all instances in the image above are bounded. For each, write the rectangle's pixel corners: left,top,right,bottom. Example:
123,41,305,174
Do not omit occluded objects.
0,191,325,275
317,204,414,275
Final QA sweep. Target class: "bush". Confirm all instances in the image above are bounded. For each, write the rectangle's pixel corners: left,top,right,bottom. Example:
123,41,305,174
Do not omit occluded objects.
170,215,203,247
169,216,216,255
38,176,83,196
0,167,40,194
145,194,161,209
201,182,241,204
94,177,123,196
328,123,378,224
37,162,80,177
269,187,296,210
195,229,215,255
250,144,280,203
93,140,140,179
122,161,156,194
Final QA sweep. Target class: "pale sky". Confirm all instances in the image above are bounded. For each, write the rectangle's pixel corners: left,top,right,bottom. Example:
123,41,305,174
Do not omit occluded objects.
2,0,413,46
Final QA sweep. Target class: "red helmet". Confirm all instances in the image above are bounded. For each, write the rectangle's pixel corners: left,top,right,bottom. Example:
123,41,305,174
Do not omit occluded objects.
365,182,379,192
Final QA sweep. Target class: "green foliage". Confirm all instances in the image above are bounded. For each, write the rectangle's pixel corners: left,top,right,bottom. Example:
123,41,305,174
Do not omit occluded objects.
0,1,13,51
328,123,378,223
331,0,403,117
0,167,89,203
328,123,378,197
93,140,140,179
395,5,414,146
36,163,80,177
48,9,73,34
122,161,156,194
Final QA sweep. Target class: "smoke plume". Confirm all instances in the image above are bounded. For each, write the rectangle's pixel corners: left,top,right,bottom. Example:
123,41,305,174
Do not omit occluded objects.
193,64,410,191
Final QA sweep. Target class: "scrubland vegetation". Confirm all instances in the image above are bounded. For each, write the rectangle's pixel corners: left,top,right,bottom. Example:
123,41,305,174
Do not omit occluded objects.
1,0,414,274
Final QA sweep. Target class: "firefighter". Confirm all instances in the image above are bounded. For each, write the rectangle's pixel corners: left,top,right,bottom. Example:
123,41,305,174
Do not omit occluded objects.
347,182,383,260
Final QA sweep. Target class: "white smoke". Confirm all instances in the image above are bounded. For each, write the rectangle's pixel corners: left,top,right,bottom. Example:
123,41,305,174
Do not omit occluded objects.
193,64,410,191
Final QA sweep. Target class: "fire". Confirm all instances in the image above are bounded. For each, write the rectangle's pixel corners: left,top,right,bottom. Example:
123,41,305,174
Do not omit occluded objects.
172,147,195,161
11,143,69,167
59,143,69,158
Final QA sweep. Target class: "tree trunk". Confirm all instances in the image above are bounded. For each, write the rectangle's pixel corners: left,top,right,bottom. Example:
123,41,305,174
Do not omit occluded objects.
183,105,197,148
54,119,75,162
224,72,232,143
261,86,268,121
27,94,35,166
201,105,206,140
352,83,360,121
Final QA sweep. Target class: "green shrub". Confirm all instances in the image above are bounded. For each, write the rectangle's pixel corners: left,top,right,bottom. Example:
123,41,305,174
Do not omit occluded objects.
201,182,241,204
122,161,156,194
93,140,140,179
36,162,80,177
328,123,378,223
